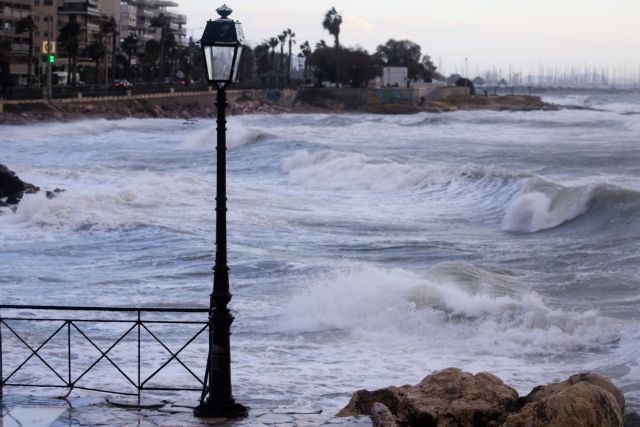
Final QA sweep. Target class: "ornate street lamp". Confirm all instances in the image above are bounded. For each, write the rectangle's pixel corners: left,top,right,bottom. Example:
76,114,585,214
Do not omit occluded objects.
194,4,248,419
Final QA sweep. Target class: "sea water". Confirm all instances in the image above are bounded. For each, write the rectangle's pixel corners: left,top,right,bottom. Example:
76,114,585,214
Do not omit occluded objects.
1,90,639,415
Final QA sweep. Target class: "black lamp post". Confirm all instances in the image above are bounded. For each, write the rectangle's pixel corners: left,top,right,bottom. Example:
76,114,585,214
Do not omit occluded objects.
194,4,248,419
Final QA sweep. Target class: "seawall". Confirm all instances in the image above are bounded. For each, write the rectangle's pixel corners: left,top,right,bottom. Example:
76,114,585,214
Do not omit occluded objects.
0,86,552,124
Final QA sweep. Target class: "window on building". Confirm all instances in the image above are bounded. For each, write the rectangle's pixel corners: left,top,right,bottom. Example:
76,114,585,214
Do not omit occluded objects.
43,0,52,5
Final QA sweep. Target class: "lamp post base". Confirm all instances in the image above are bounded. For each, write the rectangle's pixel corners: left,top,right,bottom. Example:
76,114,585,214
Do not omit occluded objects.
194,398,248,419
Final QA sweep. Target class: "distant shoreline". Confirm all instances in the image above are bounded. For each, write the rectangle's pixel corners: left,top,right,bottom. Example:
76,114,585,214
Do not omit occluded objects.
0,88,555,125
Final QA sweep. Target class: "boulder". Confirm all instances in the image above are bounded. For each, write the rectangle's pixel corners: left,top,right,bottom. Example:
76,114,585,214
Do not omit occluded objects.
338,369,626,427
372,403,399,427
338,368,519,426
0,164,40,205
503,373,625,427
338,385,411,418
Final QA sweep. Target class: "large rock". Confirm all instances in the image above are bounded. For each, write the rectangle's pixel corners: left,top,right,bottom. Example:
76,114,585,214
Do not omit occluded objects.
338,369,626,427
338,368,519,426
371,403,399,427
503,373,625,427
0,164,40,205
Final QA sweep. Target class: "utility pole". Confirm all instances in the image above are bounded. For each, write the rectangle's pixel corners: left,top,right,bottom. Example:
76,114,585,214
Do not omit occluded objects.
47,16,52,102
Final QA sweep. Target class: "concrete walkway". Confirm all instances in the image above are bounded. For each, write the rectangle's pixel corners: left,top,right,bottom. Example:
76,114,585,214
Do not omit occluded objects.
1,394,372,426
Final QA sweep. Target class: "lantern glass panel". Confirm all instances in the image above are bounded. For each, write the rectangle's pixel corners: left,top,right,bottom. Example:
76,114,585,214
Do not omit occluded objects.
231,46,244,83
204,45,235,82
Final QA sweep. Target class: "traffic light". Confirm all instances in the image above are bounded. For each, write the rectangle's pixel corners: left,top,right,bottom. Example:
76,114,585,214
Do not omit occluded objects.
49,54,55,63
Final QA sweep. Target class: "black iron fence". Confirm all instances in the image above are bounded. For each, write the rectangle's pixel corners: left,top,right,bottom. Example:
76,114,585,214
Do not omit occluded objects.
0,81,286,101
0,82,212,101
0,305,210,405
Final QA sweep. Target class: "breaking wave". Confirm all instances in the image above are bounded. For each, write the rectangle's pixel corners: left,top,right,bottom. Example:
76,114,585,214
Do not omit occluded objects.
181,125,273,150
282,149,527,194
278,262,620,356
502,179,640,233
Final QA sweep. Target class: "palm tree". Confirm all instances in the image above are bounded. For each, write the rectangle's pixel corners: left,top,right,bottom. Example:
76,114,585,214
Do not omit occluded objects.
142,39,161,81
277,31,287,77
285,28,295,84
267,37,279,78
299,41,312,83
100,18,117,84
150,14,168,81
0,40,12,93
121,34,138,81
163,32,177,79
85,38,106,84
58,22,80,86
322,7,342,85
15,16,37,84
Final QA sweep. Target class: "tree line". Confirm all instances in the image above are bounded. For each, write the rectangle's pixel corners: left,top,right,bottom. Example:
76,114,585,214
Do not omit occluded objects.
240,7,440,88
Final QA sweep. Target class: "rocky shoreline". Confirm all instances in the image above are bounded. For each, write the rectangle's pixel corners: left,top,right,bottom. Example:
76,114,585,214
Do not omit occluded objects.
0,90,555,125
339,368,638,427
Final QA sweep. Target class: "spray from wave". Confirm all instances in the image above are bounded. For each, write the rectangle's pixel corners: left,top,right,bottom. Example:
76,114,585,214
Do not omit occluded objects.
278,262,619,356
0,172,211,233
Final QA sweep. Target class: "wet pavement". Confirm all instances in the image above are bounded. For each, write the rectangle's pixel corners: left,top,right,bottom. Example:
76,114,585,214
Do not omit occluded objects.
0,394,373,426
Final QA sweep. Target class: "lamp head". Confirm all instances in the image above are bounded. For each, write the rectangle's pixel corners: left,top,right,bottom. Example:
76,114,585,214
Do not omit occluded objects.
200,5,247,87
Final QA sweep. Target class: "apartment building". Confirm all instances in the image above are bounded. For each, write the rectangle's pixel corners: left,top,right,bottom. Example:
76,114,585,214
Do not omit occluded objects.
0,0,32,84
100,0,185,48
5,0,186,84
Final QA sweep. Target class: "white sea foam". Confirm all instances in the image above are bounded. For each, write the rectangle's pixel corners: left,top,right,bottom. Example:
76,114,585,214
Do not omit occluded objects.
279,263,618,356
282,150,435,192
0,171,211,233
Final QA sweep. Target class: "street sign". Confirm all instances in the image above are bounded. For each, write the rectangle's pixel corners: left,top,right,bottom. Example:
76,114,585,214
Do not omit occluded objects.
42,41,56,54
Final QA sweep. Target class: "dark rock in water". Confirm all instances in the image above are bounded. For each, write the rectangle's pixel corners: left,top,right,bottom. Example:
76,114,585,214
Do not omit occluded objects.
0,164,40,205
338,368,626,427
46,188,65,199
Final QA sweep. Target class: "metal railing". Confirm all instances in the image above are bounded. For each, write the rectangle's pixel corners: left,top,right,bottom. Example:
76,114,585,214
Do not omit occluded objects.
0,305,210,405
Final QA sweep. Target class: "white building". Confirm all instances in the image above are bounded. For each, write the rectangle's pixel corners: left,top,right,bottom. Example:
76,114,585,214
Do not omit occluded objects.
381,66,408,87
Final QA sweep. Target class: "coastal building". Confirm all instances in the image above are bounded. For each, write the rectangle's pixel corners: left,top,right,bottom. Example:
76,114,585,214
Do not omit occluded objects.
3,0,187,85
100,0,186,46
0,0,32,84
381,66,408,88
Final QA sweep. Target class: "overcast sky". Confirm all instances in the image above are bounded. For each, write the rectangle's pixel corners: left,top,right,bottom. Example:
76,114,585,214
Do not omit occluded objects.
180,0,640,76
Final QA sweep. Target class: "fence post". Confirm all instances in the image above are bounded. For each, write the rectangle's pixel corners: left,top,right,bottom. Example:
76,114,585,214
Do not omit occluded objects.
0,308,3,398
137,310,141,406
67,321,71,389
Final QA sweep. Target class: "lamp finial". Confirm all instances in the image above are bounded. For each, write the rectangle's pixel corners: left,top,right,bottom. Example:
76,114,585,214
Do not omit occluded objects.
216,4,232,19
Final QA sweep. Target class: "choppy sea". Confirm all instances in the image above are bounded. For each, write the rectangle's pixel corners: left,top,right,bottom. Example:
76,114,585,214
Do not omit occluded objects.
1,89,639,415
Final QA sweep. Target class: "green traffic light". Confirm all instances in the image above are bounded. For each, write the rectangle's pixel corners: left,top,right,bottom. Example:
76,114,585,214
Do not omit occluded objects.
49,55,55,63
